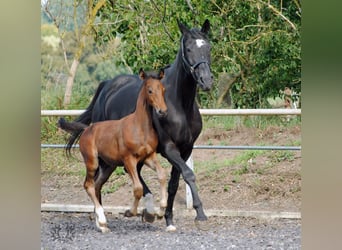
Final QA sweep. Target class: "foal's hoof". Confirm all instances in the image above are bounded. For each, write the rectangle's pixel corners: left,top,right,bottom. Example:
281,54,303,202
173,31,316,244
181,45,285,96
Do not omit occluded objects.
195,219,211,231
124,209,135,217
142,208,155,223
156,214,164,220
156,207,166,220
96,222,111,233
100,226,111,233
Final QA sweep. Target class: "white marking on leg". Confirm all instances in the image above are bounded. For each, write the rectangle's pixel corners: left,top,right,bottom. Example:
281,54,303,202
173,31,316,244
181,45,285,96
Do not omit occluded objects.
95,206,107,224
196,39,206,48
143,193,156,214
95,206,110,233
166,225,177,232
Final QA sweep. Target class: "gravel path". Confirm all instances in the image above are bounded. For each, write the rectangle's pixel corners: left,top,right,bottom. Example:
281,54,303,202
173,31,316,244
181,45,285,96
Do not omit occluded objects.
41,212,300,249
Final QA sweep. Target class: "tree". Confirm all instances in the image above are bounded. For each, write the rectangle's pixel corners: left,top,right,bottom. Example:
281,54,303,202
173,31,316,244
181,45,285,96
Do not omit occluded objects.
42,0,106,107
95,0,301,108
41,0,301,109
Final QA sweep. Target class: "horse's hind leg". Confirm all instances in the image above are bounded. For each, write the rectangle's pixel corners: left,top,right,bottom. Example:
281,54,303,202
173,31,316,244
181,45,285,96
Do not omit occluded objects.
94,159,116,205
144,153,167,219
83,156,110,233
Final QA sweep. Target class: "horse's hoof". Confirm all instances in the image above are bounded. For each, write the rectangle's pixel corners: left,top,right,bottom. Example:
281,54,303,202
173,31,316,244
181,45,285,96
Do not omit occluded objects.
165,225,177,232
156,207,166,220
156,214,164,220
100,226,111,233
195,219,211,231
124,209,135,217
97,222,110,233
142,208,155,223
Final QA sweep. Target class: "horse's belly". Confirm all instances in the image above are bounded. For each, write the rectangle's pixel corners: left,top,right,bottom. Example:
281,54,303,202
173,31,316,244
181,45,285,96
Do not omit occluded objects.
136,145,154,158
99,153,123,166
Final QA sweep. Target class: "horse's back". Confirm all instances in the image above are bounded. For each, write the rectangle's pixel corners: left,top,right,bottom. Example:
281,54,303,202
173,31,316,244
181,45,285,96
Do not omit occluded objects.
92,74,142,122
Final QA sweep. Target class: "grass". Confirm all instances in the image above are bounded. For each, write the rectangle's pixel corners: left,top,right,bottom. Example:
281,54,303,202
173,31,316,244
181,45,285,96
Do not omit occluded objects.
102,178,127,194
195,150,266,177
202,115,301,131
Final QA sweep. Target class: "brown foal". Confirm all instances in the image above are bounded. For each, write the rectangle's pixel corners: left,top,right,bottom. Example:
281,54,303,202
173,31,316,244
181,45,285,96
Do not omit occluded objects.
58,69,167,233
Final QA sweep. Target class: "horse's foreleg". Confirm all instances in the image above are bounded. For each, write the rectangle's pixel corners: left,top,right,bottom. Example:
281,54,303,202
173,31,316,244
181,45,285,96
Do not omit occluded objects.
164,165,180,231
123,158,143,218
162,144,208,231
144,153,167,219
137,162,154,201
83,158,110,233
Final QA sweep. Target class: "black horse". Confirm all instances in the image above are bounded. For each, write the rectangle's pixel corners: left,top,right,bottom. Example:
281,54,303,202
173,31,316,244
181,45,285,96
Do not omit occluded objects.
66,20,213,231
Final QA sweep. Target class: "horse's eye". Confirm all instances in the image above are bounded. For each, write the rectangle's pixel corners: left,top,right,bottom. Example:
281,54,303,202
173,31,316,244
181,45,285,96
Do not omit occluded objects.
148,89,153,94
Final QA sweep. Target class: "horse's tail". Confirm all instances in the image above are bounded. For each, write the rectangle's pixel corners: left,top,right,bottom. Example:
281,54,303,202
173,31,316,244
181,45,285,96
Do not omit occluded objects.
75,80,107,124
65,80,107,153
58,117,87,156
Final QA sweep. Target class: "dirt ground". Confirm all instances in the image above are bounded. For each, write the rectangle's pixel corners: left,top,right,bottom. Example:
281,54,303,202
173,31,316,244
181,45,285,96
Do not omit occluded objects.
41,124,301,214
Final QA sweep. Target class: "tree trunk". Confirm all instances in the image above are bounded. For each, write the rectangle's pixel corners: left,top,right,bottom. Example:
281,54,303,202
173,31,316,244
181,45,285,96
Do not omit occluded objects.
216,72,240,107
63,58,80,107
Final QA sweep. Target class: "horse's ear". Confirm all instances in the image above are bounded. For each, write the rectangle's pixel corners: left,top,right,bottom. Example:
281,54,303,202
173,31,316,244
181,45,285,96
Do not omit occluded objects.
139,68,145,80
201,19,210,34
159,68,164,79
177,19,189,35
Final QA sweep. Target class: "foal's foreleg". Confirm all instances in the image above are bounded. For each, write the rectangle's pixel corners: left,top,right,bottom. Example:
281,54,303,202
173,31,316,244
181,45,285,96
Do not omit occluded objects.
144,153,167,218
123,157,143,217
83,157,110,233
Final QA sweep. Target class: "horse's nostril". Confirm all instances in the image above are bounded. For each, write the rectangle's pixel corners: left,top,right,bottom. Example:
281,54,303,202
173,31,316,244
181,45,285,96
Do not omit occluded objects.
160,110,168,117
156,109,167,117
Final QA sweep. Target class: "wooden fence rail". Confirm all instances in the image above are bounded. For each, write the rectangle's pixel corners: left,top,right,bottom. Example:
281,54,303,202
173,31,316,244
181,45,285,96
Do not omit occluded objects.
41,108,301,209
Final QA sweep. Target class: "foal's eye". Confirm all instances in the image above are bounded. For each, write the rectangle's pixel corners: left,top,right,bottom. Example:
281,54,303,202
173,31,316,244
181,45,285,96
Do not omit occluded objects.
148,89,153,94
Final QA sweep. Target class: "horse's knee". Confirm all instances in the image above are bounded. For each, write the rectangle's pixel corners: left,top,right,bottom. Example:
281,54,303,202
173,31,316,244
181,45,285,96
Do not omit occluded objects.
182,167,196,183
133,186,143,199
83,178,93,190
158,170,167,184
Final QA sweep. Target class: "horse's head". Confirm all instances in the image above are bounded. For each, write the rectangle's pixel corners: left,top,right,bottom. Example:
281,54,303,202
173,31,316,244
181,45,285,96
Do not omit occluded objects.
139,68,168,117
178,19,213,91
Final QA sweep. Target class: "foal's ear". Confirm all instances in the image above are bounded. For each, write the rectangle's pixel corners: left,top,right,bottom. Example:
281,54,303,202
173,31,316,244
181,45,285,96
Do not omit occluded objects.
139,68,145,80
177,19,189,35
159,68,165,79
201,19,210,34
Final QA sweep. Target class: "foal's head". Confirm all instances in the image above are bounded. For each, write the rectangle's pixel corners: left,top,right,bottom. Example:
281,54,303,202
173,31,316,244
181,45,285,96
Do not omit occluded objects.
139,68,167,117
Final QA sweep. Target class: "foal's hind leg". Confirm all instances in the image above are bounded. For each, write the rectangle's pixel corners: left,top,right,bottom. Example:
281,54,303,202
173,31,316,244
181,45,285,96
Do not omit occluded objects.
94,160,116,205
83,157,110,233
144,153,167,219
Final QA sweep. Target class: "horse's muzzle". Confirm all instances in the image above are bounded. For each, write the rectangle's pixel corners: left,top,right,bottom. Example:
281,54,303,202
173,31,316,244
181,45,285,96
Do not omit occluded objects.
198,75,213,91
156,109,168,118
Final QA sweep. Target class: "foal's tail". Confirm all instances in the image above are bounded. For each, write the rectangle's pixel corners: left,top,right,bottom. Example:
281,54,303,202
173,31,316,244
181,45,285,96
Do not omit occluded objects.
58,117,87,156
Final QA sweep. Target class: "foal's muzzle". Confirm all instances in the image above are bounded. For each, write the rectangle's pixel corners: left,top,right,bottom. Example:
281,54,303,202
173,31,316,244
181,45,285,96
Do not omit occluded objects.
156,108,168,118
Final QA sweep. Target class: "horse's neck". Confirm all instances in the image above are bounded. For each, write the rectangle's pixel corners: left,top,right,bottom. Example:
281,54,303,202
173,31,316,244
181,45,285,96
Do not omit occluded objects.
133,87,153,131
167,52,197,113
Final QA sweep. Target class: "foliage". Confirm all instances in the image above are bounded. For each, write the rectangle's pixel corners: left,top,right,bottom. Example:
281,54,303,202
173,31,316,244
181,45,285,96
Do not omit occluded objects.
94,0,301,108
41,0,301,109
